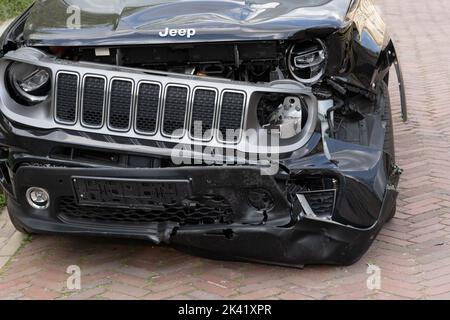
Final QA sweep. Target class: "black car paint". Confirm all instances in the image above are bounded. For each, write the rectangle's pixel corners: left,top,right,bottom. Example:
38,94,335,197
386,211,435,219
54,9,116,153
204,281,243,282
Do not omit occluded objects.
23,0,347,46
0,0,405,266
2,0,406,102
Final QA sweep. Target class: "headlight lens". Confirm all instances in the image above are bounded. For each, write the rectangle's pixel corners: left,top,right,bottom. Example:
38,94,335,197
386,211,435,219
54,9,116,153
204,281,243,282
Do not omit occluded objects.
287,39,327,84
6,62,51,105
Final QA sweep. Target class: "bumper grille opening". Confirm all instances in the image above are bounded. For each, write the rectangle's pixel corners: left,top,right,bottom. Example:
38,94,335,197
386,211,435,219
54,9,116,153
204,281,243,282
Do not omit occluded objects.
302,190,336,218
49,147,171,168
289,175,338,219
57,195,233,226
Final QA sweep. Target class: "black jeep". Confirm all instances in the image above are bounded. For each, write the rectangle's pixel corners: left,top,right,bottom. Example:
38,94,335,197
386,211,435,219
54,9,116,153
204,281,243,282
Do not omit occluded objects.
0,0,406,267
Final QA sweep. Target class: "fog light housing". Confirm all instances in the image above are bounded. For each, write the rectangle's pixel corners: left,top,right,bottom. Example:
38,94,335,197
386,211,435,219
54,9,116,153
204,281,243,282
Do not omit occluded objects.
26,187,50,210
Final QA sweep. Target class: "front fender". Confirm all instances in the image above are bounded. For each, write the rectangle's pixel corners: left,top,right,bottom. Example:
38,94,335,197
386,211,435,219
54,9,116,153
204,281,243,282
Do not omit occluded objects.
325,0,407,120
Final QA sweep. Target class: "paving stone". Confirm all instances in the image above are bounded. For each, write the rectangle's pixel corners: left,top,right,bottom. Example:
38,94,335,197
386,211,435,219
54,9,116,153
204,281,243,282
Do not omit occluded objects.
1,0,450,300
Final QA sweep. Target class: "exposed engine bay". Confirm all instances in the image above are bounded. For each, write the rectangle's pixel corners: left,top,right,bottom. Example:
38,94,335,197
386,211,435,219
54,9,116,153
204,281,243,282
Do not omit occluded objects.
67,42,287,83
47,39,332,85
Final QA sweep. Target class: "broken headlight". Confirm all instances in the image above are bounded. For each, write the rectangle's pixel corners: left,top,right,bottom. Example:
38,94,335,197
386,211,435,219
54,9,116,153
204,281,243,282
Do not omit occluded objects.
6,62,51,105
287,39,327,84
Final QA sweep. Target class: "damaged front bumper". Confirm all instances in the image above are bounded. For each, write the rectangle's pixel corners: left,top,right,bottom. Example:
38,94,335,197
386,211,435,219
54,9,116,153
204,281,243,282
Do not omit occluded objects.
0,45,401,267
0,115,398,267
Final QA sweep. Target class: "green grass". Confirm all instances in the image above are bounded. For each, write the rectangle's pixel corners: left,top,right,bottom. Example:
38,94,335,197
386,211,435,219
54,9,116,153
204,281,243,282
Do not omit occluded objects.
0,0,34,22
0,193,6,208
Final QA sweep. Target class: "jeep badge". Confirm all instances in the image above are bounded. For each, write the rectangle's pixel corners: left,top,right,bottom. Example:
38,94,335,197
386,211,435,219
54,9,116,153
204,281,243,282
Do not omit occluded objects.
159,27,196,38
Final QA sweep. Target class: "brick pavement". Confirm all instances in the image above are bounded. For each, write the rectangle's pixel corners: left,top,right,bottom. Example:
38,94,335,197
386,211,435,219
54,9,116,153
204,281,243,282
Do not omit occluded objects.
0,208,24,271
1,0,450,299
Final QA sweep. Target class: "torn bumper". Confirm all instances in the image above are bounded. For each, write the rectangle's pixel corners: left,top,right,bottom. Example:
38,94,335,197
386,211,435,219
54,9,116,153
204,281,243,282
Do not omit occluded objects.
5,165,397,267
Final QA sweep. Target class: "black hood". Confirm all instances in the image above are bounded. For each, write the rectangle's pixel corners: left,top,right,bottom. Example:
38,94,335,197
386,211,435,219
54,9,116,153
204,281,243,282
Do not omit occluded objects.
23,0,352,46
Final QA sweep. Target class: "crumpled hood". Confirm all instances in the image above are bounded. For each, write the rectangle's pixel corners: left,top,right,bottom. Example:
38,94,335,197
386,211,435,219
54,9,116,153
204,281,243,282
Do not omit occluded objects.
23,0,352,46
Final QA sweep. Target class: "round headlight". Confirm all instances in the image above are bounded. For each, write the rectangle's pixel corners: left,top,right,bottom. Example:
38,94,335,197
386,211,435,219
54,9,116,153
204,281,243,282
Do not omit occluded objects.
287,39,327,84
6,62,51,105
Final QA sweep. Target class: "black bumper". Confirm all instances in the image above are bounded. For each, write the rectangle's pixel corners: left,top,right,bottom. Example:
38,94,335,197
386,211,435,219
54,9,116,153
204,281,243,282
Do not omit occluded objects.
0,119,398,267
4,164,397,267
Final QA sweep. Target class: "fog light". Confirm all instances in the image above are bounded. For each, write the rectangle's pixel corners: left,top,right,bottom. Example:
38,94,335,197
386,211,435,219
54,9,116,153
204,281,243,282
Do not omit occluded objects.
26,187,50,209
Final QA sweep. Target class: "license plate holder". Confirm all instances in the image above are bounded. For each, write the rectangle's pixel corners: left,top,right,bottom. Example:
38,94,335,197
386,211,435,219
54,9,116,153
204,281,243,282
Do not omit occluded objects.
72,176,192,208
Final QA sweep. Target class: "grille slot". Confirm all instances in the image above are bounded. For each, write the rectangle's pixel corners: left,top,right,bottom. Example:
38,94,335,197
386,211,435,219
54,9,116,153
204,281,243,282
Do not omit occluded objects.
108,79,133,131
58,195,233,226
55,72,79,124
81,76,106,127
218,91,245,142
135,82,161,134
303,190,336,218
190,88,217,140
162,85,188,137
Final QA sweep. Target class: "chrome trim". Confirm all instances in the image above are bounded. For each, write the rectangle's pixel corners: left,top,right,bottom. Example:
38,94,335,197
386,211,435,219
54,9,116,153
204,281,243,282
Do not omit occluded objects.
80,74,107,129
134,80,162,136
296,194,316,217
106,77,135,132
54,70,80,125
188,86,218,142
26,187,50,210
217,89,247,144
160,84,190,139
298,189,337,216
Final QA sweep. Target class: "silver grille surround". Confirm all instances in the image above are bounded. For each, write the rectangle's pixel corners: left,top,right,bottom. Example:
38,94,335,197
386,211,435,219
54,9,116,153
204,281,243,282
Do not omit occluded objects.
0,48,318,155
53,69,248,143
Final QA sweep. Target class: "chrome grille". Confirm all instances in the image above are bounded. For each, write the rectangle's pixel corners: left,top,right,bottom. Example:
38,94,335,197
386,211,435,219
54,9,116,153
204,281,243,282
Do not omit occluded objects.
190,88,217,140
53,72,250,143
135,82,160,134
81,76,106,127
55,72,78,124
162,85,189,137
108,79,133,131
218,91,245,142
